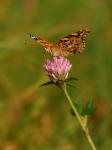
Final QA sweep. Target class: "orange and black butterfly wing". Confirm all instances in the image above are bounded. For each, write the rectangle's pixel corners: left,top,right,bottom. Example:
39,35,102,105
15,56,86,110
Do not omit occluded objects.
57,29,90,54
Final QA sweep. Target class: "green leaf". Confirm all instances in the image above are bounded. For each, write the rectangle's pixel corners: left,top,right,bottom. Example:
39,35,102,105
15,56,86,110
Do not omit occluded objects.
65,77,78,89
75,100,84,114
66,77,79,82
67,83,76,88
81,100,96,116
70,100,84,117
70,100,96,117
40,81,54,87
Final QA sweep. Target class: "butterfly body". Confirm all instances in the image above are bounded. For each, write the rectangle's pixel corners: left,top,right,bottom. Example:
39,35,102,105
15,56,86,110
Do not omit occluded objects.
30,29,90,57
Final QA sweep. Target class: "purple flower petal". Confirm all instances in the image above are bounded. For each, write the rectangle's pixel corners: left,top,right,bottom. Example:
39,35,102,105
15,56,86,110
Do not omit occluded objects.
44,56,72,82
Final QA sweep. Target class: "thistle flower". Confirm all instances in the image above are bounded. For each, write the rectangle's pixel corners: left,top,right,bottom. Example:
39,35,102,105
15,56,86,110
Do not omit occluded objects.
44,56,72,82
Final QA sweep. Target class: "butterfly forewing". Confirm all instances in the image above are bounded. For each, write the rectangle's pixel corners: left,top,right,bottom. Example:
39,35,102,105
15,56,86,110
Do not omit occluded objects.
56,29,90,54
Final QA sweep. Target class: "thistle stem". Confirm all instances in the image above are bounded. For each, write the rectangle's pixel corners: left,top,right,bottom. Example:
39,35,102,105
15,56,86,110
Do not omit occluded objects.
62,85,96,150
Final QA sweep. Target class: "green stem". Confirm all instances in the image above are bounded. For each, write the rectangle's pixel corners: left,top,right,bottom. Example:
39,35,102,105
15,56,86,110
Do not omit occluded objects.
62,85,96,150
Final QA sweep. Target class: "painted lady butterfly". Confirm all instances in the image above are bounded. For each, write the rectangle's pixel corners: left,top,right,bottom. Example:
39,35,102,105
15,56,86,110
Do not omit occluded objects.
29,29,90,57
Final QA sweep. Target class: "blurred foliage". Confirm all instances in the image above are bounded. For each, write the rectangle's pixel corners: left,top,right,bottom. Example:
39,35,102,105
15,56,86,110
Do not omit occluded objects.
0,0,112,149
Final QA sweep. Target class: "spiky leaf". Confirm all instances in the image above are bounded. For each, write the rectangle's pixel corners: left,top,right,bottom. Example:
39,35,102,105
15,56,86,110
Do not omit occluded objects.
81,100,96,116
40,81,54,87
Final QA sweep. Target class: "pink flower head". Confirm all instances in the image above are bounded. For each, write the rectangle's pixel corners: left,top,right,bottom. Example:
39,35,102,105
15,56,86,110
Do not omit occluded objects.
44,56,72,82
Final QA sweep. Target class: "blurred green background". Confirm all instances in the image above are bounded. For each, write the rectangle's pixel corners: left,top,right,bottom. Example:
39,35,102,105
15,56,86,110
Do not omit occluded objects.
0,0,112,149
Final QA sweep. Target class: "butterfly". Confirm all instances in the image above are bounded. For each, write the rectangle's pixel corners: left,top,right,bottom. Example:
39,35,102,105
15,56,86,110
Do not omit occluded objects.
29,29,90,57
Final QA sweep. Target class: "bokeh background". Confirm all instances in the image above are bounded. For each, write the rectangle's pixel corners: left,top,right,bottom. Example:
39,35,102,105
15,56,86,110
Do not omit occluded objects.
0,0,112,149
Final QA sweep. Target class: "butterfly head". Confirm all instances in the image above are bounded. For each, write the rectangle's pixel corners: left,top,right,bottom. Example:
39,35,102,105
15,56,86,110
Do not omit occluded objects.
28,33,39,40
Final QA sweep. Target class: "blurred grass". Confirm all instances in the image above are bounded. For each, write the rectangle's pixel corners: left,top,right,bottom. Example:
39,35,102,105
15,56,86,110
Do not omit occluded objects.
0,0,112,149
